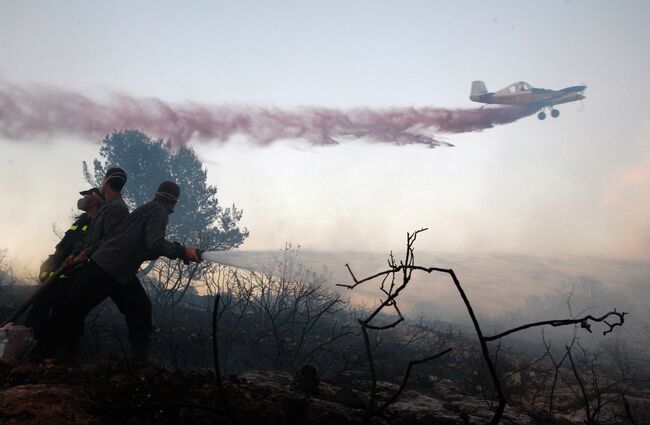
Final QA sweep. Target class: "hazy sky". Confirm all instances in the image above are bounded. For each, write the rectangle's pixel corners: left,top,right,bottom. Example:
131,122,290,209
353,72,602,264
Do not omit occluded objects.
1,1,649,271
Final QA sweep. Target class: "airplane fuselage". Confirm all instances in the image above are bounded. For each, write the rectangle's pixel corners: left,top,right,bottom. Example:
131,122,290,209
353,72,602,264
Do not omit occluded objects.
473,86,585,107
469,81,586,120
469,81,587,120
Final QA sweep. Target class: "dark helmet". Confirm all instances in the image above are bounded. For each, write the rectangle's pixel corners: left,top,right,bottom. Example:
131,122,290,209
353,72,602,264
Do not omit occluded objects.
104,167,127,191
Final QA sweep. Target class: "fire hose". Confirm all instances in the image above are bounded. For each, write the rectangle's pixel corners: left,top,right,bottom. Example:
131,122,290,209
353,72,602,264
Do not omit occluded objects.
1,265,67,328
1,249,243,327
0,248,247,358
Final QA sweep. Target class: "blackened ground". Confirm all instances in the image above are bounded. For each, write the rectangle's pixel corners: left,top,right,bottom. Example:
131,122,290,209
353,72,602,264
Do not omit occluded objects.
0,356,546,425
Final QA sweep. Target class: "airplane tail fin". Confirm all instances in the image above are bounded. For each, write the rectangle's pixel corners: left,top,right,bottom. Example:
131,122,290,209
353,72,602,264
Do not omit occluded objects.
470,81,487,101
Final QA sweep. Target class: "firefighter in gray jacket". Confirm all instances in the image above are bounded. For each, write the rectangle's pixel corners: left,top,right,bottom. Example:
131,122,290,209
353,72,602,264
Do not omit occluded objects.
65,167,129,266
40,181,200,360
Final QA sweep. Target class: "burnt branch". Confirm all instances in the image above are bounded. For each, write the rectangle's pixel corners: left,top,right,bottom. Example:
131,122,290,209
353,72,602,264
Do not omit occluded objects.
484,310,627,342
543,331,577,418
341,229,455,424
341,228,627,425
621,392,639,425
567,344,593,425
374,348,452,417
212,294,222,382
212,294,239,425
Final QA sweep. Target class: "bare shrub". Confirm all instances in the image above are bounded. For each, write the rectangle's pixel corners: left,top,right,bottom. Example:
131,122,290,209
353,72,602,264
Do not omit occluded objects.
339,228,627,425
210,245,359,375
0,249,16,307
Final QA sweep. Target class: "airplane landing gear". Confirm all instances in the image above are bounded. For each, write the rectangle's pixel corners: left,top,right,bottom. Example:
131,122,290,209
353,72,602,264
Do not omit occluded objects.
538,107,559,120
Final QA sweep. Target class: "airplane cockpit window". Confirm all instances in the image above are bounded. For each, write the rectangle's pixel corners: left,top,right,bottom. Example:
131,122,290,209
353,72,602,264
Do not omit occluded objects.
507,83,529,93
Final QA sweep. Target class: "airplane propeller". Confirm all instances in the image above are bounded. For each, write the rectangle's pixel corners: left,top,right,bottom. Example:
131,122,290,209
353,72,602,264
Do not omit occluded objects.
579,82,587,112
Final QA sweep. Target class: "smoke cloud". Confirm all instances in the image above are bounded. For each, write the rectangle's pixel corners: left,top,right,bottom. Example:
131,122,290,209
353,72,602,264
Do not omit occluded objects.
604,155,650,259
0,83,535,147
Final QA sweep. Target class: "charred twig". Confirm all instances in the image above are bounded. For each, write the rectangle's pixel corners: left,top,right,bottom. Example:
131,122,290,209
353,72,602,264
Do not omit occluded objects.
341,228,627,425
359,320,379,416
544,331,577,418
212,294,222,383
442,266,507,425
621,392,638,425
374,348,452,417
566,344,593,425
342,229,454,423
484,310,627,342
212,294,239,425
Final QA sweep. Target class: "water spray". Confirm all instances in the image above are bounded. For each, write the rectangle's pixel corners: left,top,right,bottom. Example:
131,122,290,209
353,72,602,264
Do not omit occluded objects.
196,250,245,269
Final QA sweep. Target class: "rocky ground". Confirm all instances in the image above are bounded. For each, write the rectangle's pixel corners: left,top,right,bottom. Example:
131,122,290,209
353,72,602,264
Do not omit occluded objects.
0,357,543,425
2,357,649,425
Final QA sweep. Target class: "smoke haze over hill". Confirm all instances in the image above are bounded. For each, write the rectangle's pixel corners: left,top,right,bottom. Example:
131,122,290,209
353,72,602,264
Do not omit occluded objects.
211,250,650,348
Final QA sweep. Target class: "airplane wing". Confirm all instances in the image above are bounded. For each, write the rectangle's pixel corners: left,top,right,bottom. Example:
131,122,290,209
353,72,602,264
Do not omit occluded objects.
530,88,557,95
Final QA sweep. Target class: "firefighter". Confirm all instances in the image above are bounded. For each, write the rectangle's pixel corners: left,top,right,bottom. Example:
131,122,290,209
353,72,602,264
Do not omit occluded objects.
64,167,129,267
40,181,200,361
31,168,128,361
24,188,104,338
58,167,157,360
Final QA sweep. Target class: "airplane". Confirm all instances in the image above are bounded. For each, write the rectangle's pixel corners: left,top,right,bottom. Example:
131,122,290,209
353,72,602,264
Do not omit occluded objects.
470,81,586,120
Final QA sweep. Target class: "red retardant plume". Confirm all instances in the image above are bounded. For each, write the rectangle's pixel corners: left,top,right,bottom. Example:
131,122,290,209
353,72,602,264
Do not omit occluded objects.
0,83,536,148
